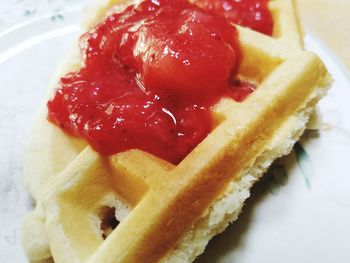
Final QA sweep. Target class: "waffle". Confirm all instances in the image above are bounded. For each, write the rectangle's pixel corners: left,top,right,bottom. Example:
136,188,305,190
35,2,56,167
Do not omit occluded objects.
22,0,331,262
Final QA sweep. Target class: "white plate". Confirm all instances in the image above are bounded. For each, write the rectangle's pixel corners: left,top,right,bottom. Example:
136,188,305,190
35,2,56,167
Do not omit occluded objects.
1,5,350,263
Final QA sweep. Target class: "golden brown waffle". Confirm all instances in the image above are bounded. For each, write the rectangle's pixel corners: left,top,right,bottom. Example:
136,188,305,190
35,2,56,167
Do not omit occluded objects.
269,0,303,47
22,0,330,262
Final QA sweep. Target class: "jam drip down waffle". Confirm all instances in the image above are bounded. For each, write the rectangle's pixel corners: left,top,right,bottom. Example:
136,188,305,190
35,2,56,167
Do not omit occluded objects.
22,0,331,262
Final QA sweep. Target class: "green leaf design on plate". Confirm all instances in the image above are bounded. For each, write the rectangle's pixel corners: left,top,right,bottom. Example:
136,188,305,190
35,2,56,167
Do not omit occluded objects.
266,163,288,195
294,142,314,189
24,9,37,16
51,14,64,21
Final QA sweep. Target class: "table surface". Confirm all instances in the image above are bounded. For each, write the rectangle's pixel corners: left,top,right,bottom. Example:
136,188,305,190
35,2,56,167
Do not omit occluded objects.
296,0,350,70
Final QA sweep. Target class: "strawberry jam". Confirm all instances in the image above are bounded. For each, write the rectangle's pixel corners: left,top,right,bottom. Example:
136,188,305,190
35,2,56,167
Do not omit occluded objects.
47,0,257,164
194,0,273,35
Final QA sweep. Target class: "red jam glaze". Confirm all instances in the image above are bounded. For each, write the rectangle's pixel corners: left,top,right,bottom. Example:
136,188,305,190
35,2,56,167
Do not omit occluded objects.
194,0,273,36
47,0,256,164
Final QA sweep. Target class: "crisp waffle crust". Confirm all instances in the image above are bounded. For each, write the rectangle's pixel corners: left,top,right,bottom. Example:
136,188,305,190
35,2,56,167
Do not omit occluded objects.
22,0,331,262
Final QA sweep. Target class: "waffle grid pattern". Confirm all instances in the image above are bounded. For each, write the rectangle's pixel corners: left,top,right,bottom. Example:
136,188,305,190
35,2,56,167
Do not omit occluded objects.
22,1,329,262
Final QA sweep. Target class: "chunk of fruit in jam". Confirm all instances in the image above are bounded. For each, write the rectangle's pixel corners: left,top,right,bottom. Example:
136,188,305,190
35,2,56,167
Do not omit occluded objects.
47,0,257,164
141,8,240,99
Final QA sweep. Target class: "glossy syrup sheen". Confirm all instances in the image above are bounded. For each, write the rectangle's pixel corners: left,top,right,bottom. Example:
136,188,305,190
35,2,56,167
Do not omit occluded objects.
47,0,268,164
